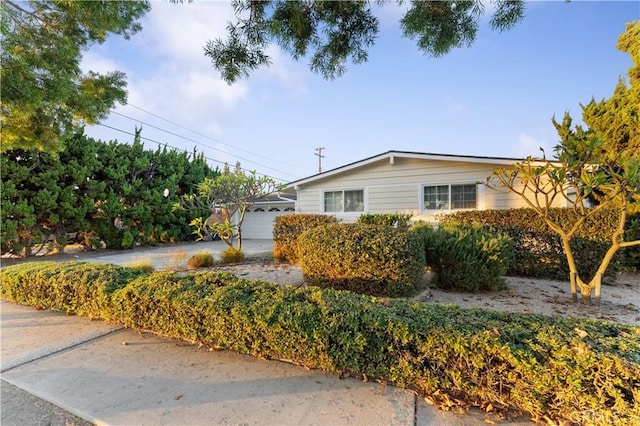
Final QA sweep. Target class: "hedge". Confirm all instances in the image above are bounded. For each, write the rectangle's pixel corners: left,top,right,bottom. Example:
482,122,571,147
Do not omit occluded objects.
1,262,639,425
356,213,413,229
415,224,513,292
297,223,425,297
0,261,144,318
438,208,631,281
272,214,339,264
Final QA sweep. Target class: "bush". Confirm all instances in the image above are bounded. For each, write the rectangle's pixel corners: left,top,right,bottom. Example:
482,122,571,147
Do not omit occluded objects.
187,252,215,269
2,261,638,424
273,214,339,264
357,213,413,230
418,224,513,292
126,258,155,273
622,216,640,271
0,261,145,318
298,223,425,297
439,208,623,281
220,247,245,264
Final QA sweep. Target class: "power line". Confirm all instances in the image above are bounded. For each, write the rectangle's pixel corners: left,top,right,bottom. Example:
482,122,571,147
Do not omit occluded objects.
126,103,300,169
96,123,291,183
109,110,299,180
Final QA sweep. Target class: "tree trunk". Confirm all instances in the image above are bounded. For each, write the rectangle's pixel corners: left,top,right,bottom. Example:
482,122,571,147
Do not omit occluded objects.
575,274,602,306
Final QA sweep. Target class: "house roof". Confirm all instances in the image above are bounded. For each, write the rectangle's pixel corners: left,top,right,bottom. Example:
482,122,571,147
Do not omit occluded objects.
253,191,297,203
286,150,542,188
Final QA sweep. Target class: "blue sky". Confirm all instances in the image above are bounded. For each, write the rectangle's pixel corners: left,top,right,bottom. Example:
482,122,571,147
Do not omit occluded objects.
82,1,639,183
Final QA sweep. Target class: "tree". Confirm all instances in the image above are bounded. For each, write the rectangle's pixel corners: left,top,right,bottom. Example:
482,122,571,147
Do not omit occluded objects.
0,0,150,152
175,163,282,252
204,0,526,83
488,22,640,305
1,129,216,255
579,21,640,211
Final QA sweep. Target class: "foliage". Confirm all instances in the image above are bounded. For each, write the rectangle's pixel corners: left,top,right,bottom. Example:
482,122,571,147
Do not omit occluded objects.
220,247,245,264
297,223,425,297
1,0,150,152
417,224,513,292
272,214,339,263
175,162,282,252
2,261,639,424
489,23,640,305
574,21,640,212
622,217,640,271
356,212,412,230
204,0,526,82
0,261,145,318
0,130,215,254
126,258,155,274
439,209,634,280
187,252,215,269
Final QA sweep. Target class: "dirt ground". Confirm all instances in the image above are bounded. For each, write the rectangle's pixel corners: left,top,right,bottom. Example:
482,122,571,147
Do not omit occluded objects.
214,260,640,326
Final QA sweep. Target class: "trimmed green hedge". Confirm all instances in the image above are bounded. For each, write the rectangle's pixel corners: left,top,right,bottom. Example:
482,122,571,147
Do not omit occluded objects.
1,262,639,424
297,223,425,297
439,208,629,281
273,214,339,264
0,261,144,318
357,213,413,229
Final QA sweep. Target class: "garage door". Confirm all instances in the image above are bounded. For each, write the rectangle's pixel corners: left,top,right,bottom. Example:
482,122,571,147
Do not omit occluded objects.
242,205,295,239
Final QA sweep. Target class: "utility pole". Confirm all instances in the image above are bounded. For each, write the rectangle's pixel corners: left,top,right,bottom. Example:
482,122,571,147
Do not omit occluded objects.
314,147,325,173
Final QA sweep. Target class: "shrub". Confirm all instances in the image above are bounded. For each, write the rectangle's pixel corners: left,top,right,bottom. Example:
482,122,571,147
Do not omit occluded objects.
439,208,622,281
273,214,339,264
121,230,135,249
419,224,513,292
622,216,640,271
0,262,640,425
298,223,425,297
357,213,413,230
112,271,244,342
0,261,145,318
160,230,172,243
2,261,638,424
126,258,155,273
187,252,215,269
220,247,245,264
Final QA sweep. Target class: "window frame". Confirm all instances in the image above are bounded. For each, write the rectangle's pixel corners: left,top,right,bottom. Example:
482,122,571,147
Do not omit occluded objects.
322,188,365,214
421,183,479,212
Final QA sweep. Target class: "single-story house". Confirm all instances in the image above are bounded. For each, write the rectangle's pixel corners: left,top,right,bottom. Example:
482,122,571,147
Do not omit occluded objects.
238,192,296,239
285,150,567,223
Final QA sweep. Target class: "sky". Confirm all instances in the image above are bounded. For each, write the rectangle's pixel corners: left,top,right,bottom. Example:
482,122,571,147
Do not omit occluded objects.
82,1,640,183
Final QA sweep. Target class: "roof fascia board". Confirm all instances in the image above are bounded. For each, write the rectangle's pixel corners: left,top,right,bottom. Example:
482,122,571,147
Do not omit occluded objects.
287,151,558,189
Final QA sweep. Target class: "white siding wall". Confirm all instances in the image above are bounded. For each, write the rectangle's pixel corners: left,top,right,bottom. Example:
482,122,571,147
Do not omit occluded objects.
294,156,566,221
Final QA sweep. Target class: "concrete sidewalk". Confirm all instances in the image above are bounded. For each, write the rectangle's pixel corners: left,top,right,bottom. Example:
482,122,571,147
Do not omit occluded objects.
1,241,524,425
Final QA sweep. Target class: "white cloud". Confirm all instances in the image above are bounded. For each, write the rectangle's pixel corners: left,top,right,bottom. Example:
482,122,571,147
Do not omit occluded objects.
512,133,553,158
253,45,309,98
120,2,305,131
82,0,310,179
80,50,127,75
141,2,234,65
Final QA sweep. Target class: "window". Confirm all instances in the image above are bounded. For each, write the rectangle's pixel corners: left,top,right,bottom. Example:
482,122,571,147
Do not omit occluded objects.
451,184,477,209
324,189,364,213
423,184,477,210
423,185,449,210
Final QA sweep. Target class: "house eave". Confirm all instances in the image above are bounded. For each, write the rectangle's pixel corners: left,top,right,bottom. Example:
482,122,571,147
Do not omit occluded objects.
286,150,553,189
